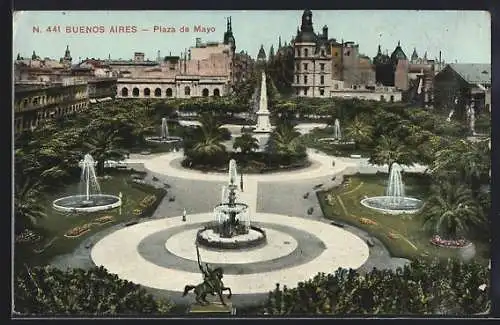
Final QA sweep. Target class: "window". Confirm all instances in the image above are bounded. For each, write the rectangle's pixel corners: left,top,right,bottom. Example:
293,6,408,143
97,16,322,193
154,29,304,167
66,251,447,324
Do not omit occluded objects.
334,84,339,90
154,88,161,97
166,88,173,97
304,75,308,84
303,63,308,71
202,88,209,97
144,88,151,97
304,48,308,57
296,63,300,71
321,50,325,56
380,95,385,101
346,51,350,56
296,75,300,83
132,87,139,97
184,86,191,96
390,95,394,102
213,88,220,97
304,88,308,96
320,75,324,85
121,88,129,97
320,63,325,71
353,85,357,90
296,49,300,56
319,89,325,96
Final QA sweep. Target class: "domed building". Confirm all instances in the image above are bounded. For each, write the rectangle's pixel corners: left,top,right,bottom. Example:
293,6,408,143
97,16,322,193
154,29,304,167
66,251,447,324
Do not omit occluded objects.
291,9,393,100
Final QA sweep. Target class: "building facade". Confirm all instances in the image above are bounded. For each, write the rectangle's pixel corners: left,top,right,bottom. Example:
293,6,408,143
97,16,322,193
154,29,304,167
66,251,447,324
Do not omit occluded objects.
14,80,89,134
290,10,395,101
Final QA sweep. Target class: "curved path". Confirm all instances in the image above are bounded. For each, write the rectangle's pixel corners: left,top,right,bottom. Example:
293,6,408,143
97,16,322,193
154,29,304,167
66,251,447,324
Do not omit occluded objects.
91,213,369,294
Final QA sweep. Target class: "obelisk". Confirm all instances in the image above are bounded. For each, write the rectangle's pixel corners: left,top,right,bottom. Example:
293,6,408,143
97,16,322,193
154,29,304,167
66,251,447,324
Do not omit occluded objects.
253,72,272,133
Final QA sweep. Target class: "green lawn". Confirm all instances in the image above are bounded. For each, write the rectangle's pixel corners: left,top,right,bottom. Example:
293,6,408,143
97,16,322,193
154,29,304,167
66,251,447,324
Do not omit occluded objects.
317,173,490,263
16,170,166,267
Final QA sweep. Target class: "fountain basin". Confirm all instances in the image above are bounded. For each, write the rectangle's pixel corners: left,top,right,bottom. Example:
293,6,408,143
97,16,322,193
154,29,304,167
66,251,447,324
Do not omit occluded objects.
144,136,183,144
196,226,267,250
53,194,122,213
213,202,249,214
317,138,355,145
360,196,423,215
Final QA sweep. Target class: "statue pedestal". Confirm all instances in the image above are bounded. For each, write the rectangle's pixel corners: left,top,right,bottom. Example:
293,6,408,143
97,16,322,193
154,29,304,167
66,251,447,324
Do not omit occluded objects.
188,301,235,315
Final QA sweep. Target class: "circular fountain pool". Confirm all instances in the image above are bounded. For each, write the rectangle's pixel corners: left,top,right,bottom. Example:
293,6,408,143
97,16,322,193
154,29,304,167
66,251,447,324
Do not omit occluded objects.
145,117,182,144
360,196,423,215
53,194,122,213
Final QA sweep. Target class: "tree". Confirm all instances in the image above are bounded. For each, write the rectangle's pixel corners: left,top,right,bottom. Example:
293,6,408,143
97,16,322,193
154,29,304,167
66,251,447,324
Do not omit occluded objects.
267,122,304,156
343,116,374,149
14,178,46,234
186,113,227,165
369,135,417,173
83,130,126,175
233,133,259,155
15,266,172,315
422,181,483,239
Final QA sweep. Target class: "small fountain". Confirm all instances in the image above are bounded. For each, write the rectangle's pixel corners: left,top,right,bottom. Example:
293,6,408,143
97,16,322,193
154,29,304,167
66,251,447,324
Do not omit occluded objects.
360,163,423,214
145,117,183,144
53,154,122,213
196,159,266,249
318,118,355,144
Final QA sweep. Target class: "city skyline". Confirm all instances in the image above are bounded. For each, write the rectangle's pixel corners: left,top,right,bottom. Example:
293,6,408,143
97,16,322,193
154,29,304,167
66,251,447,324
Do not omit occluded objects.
13,10,491,63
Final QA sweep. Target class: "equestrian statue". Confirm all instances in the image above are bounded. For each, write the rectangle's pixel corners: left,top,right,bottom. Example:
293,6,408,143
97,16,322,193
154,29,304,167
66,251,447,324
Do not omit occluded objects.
183,244,232,305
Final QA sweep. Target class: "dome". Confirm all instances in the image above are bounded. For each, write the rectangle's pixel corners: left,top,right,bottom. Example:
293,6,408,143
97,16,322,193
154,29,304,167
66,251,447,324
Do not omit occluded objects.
390,41,407,62
295,30,318,43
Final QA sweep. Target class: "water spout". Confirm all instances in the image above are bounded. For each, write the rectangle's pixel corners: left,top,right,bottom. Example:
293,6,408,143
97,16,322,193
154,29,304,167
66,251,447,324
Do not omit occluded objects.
161,118,169,139
333,119,341,140
79,154,101,201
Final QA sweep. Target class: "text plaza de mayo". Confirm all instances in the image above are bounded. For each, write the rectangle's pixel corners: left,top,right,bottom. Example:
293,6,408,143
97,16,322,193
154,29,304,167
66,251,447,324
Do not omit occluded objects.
14,10,490,134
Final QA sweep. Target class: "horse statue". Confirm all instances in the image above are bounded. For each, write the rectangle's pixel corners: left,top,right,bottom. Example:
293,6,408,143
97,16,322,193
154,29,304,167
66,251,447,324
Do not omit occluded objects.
183,244,232,306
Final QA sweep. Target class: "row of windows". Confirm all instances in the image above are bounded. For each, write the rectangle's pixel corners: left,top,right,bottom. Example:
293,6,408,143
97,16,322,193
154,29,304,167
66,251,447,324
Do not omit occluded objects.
295,63,326,71
121,87,220,97
295,75,325,85
294,87,325,96
15,102,87,133
296,48,350,58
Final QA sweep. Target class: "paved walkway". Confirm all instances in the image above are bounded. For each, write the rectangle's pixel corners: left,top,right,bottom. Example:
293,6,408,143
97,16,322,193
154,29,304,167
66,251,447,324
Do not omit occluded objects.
91,213,369,294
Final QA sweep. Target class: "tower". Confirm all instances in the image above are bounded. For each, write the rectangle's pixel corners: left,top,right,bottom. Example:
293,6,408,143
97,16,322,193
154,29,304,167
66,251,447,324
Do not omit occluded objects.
223,16,236,56
257,45,267,65
62,45,72,65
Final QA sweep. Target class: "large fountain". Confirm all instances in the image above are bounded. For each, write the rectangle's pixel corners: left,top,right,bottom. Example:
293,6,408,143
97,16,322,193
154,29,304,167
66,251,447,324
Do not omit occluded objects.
52,154,122,213
196,159,266,249
145,117,183,144
360,163,423,214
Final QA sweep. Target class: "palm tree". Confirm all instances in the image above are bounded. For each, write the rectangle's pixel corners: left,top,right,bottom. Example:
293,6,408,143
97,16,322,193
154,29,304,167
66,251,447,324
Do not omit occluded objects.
422,182,483,239
14,177,46,234
83,130,126,175
187,113,226,164
233,133,260,155
369,135,417,173
344,116,374,149
267,122,304,156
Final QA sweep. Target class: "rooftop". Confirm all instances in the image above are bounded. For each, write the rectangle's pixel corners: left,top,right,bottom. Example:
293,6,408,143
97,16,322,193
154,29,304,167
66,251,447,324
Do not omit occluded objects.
448,63,491,84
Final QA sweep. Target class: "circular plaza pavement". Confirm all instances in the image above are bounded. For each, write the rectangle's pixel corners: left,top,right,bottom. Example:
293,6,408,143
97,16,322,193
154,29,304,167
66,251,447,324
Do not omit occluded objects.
91,213,369,294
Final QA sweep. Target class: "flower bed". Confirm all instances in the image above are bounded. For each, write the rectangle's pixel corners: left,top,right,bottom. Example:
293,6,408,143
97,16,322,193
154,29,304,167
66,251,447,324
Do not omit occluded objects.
94,215,115,225
359,217,378,226
133,208,143,216
65,224,92,238
15,229,42,244
430,235,472,248
140,195,156,208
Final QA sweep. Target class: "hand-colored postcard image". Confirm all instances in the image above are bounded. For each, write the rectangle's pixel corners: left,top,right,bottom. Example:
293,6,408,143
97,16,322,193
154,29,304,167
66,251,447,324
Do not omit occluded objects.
12,10,491,317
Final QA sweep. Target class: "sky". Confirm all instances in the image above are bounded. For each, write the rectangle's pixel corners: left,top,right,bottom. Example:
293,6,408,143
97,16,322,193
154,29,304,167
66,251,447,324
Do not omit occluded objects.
13,10,491,64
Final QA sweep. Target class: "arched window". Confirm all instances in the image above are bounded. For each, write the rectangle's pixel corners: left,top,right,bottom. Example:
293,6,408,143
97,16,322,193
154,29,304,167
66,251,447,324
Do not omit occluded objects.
380,95,385,101
184,86,191,96
154,88,161,97
132,87,139,97
213,88,220,97
202,88,209,97
166,88,173,97
304,48,308,57
144,88,151,97
390,95,394,102
121,88,129,97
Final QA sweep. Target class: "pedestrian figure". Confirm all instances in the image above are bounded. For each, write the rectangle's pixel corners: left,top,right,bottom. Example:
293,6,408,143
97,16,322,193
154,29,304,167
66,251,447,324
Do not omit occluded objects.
240,173,244,192
182,208,187,222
